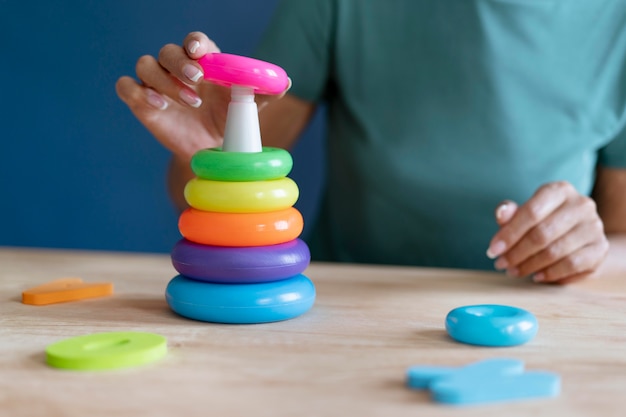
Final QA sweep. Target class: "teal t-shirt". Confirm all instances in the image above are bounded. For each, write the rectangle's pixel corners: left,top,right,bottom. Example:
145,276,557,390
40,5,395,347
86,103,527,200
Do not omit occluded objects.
255,0,626,270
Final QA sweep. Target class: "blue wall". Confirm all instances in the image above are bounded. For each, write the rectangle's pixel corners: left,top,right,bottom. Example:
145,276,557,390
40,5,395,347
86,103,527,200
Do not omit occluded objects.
0,0,324,253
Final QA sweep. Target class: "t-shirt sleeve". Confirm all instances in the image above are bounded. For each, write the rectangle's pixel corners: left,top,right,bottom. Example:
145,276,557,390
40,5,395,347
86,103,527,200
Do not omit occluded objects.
598,125,626,168
254,0,334,102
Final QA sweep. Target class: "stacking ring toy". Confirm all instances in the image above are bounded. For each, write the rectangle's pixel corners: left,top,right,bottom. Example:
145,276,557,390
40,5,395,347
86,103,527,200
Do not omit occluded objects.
184,177,299,213
171,238,310,283
191,147,293,182
445,304,538,347
198,53,289,95
166,274,316,324
46,331,167,371
178,207,303,247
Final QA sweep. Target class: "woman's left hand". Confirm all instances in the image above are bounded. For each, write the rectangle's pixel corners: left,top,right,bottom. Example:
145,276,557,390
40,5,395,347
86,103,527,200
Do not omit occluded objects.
487,181,610,284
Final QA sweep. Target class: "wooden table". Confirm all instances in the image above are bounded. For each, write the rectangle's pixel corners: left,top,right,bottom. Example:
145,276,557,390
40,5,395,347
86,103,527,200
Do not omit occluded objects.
1,247,625,417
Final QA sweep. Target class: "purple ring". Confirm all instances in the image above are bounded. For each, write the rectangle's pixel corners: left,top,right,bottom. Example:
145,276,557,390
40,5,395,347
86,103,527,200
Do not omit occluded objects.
171,238,310,283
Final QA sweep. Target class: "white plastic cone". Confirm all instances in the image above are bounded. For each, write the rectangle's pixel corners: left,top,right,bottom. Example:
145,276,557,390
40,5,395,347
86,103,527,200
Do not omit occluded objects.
222,86,262,152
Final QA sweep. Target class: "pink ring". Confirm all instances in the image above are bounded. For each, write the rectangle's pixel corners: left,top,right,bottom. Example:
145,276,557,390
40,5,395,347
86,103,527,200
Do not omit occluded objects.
198,53,289,95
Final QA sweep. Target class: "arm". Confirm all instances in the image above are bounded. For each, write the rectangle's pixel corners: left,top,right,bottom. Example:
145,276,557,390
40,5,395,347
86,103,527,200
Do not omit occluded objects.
592,167,626,276
116,32,316,212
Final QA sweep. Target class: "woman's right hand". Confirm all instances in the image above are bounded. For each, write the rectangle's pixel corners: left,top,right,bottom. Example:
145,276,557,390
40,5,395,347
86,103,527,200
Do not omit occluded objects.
116,32,228,164
116,31,299,210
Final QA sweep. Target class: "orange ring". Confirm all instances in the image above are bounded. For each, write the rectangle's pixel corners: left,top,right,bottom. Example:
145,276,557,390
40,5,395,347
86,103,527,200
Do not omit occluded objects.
178,207,304,247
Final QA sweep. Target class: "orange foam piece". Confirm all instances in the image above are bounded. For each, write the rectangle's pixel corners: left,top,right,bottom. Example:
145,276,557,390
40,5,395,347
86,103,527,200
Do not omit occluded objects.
22,278,114,305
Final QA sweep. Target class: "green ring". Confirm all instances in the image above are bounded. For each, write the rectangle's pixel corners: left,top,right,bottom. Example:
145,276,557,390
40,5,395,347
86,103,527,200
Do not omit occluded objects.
46,331,167,371
191,147,293,181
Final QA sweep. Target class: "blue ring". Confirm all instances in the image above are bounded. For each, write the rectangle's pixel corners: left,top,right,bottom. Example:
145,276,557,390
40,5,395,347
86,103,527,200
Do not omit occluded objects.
445,304,538,347
165,274,316,324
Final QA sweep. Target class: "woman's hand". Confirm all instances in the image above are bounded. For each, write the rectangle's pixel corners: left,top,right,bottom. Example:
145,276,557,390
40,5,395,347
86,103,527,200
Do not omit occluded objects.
116,32,229,163
487,181,610,284
116,31,296,210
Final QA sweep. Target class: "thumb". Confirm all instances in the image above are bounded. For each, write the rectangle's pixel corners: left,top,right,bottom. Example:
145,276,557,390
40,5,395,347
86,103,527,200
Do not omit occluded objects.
494,200,518,226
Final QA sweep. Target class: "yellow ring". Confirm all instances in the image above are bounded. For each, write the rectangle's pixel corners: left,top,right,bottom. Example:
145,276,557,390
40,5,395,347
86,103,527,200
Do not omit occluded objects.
184,177,299,213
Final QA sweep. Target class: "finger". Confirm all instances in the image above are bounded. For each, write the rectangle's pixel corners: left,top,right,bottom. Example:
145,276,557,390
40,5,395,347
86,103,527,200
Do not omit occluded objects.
183,31,220,59
487,182,576,259
506,218,604,277
494,196,597,272
136,55,202,108
532,239,609,283
116,75,170,112
494,200,518,226
158,43,205,86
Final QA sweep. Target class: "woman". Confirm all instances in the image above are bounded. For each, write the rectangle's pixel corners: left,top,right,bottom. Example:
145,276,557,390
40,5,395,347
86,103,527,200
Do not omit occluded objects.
116,0,626,284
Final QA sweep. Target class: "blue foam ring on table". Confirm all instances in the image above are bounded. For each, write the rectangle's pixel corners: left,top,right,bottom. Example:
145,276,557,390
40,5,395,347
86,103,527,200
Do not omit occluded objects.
445,304,538,347
165,274,316,324
171,238,310,284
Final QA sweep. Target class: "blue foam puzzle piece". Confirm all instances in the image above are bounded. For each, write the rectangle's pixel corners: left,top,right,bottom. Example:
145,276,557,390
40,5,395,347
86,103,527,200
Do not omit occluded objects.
432,370,560,405
406,358,524,389
406,358,560,405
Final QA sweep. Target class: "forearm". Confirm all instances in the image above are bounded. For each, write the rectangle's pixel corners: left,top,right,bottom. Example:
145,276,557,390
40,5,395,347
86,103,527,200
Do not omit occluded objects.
592,167,626,278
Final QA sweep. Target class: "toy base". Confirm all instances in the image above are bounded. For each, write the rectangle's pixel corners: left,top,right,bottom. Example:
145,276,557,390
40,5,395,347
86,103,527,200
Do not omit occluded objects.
165,274,315,324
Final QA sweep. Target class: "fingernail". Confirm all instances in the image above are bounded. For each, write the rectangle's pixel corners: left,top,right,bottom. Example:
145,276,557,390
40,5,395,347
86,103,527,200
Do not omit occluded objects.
183,64,203,83
179,89,202,108
496,203,510,221
486,240,506,259
188,40,200,54
533,272,545,282
494,257,508,270
506,268,519,277
146,90,168,110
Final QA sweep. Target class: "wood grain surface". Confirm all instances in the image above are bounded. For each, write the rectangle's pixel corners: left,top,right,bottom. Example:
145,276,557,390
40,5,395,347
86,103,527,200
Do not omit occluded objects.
1,247,625,417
